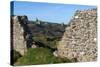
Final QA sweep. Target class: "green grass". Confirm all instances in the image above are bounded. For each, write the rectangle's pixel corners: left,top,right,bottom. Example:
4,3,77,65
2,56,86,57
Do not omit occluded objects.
32,35,59,49
15,48,71,66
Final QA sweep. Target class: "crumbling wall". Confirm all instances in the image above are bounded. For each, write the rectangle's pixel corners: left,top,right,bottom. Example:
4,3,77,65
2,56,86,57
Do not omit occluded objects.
11,16,27,55
57,9,97,62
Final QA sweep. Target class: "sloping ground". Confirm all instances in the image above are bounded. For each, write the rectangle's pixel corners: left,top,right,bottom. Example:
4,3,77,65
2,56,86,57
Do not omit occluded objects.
15,48,71,66
26,20,67,51
57,8,97,62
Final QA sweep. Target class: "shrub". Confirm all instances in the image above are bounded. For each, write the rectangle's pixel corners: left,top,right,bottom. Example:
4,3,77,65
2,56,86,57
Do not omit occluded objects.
49,40,58,49
32,35,47,43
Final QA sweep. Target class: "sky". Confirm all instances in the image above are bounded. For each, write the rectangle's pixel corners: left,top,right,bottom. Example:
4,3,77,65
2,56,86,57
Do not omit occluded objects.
11,1,96,24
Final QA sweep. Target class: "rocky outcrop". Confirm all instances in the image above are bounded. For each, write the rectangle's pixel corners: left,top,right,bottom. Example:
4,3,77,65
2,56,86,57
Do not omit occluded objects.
57,8,97,62
11,16,35,55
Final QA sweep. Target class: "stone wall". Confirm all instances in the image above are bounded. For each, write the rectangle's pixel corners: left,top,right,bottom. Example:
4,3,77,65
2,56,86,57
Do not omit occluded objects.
57,9,97,62
11,16,27,55
11,16,29,55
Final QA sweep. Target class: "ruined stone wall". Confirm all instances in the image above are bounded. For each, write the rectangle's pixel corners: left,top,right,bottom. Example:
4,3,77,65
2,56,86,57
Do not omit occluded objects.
11,16,28,55
57,9,97,62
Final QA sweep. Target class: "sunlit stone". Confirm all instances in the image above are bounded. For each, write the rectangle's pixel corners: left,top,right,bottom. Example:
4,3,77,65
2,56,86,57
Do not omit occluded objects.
94,38,96,41
75,16,79,18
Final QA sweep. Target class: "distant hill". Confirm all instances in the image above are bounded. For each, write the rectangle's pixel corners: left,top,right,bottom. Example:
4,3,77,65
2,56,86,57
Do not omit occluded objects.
27,19,67,38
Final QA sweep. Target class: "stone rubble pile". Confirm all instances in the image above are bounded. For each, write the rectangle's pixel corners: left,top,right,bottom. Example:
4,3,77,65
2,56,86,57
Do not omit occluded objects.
57,8,97,62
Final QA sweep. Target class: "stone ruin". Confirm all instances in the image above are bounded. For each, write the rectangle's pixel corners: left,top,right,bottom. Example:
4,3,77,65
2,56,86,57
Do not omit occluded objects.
57,8,97,62
11,16,36,55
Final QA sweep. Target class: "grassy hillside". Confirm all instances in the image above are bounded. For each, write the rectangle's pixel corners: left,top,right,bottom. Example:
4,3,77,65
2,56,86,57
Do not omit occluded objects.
27,20,66,37
27,20,67,50
15,48,71,66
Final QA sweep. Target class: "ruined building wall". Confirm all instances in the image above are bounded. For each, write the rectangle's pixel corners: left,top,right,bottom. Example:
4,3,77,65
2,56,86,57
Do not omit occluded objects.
11,16,28,55
57,9,97,62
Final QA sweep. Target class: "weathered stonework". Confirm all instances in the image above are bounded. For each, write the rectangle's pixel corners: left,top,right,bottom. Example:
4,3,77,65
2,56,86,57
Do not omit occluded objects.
11,16,28,55
11,15,36,55
57,9,97,62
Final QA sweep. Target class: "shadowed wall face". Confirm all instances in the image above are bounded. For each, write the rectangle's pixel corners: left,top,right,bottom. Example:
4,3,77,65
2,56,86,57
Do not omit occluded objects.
57,9,97,62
